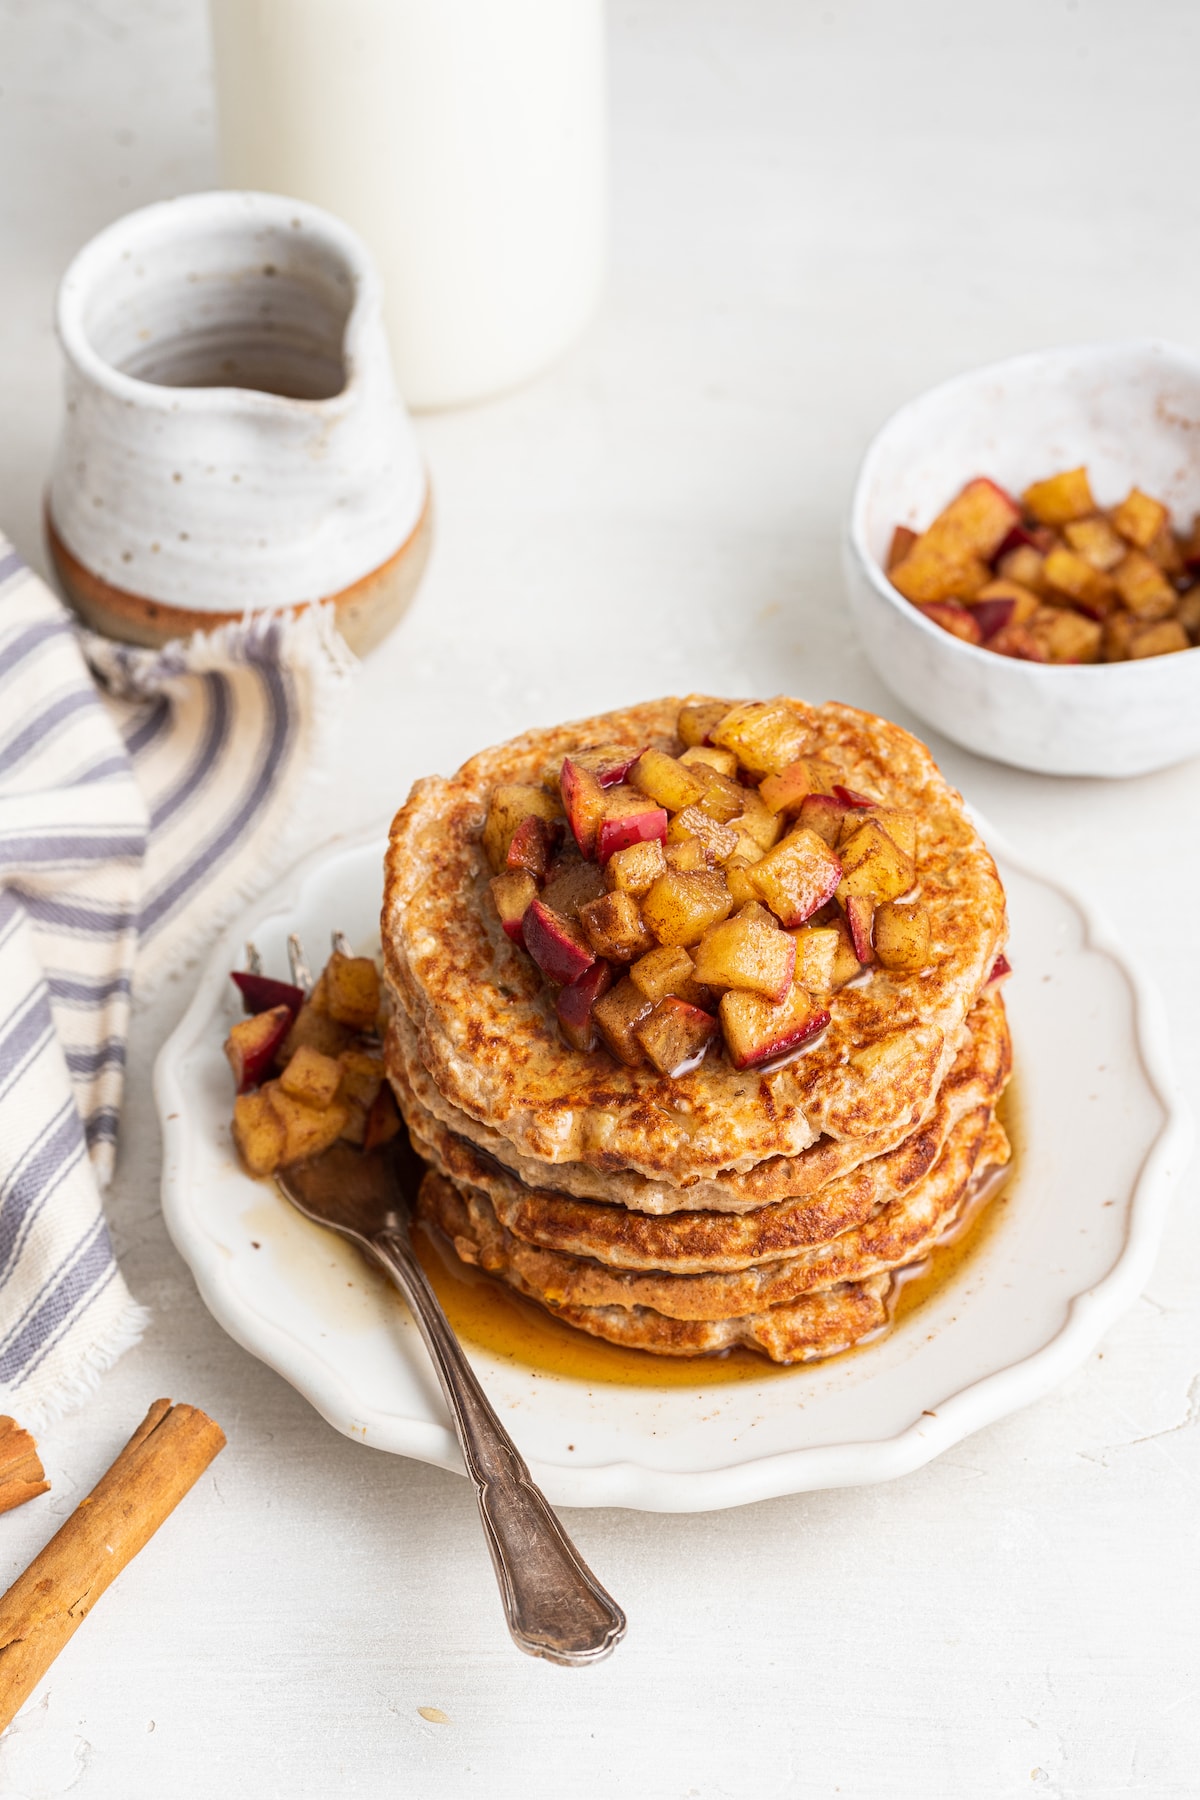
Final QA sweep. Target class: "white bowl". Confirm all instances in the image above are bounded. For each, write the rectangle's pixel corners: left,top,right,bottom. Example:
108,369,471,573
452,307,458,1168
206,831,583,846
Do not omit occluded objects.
844,341,1200,776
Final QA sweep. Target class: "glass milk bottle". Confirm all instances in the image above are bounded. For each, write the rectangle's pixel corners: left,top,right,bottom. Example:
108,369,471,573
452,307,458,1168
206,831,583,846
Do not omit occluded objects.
209,0,606,410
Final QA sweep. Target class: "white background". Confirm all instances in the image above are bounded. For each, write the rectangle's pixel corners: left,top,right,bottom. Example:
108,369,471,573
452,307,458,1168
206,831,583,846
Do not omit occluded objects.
2,2,1199,1795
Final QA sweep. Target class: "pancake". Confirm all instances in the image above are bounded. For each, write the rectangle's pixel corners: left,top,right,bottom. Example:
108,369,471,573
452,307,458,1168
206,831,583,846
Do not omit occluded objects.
417,1106,1007,1324
418,1169,894,1363
382,697,1008,1183
391,985,1010,1220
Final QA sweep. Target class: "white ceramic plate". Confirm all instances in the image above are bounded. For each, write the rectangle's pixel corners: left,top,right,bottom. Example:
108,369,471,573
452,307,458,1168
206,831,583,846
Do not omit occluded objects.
156,823,1190,1513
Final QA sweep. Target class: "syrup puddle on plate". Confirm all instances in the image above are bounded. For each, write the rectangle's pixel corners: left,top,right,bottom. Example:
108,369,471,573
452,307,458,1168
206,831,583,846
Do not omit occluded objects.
412,1082,1021,1390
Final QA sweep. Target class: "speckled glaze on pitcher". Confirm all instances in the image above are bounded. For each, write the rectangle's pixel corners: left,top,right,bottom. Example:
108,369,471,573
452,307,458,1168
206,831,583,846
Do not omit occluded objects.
47,191,431,653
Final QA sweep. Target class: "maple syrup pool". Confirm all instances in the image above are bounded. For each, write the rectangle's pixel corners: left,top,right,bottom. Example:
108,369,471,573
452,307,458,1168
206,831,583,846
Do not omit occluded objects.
413,1084,1020,1390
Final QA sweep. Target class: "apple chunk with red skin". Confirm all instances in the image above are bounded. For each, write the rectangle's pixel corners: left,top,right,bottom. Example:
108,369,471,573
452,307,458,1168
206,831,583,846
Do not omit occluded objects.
748,827,843,927
556,959,614,1053
596,789,668,864
231,970,304,1018
560,758,607,858
489,870,537,942
506,814,557,879
842,894,875,964
719,985,831,1070
225,1003,293,1093
634,998,719,1077
522,898,596,986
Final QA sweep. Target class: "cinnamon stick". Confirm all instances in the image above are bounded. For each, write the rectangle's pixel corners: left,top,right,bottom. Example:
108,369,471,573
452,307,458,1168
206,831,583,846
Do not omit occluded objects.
0,1417,49,1515
0,1399,225,1731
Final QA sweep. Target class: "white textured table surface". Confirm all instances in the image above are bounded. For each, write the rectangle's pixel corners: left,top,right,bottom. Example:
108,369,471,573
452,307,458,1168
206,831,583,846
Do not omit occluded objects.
3,3,1200,1796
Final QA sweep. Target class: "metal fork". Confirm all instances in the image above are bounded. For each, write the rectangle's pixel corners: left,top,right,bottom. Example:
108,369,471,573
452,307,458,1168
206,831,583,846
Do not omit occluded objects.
256,932,626,1667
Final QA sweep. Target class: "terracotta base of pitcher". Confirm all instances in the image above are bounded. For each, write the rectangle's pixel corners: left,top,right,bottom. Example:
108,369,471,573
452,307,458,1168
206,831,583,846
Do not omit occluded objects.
45,487,433,658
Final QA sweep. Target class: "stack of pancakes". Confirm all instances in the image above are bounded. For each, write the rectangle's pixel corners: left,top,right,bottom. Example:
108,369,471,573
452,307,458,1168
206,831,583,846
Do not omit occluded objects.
381,698,1012,1364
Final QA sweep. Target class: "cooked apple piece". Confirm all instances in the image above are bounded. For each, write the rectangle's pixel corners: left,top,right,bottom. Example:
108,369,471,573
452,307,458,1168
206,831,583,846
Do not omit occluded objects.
595,789,668,864
831,784,876,810
629,944,707,1006
973,580,1044,628
280,1000,353,1066
664,837,712,873
568,743,645,786
996,544,1051,595
556,959,615,1053
604,836,667,896
888,547,991,606
629,748,703,813
363,1083,402,1153
231,970,304,1018
322,953,381,1032
1041,546,1115,619
1129,618,1190,659
338,1047,385,1110
986,953,1012,986
1146,521,1184,576
758,759,813,816
1111,550,1177,621
914,600,984,644
680,759,747,824
634,997,719,1077
592,976,654,1065
523,898,596,985
887,524,919,570
842,894,875,964
483,783,561,872
723,854,764,907
873,901,932,972
749,827,844,927
836,819,915,905
677,698,732,748
490,869,538,942
789,924,840,993
505,813,556,879
641,869,734,947
680,744,739,778
1181,518,1200,571
268,1084,350,1165
838,806,916,861
579,890,654,962
1177,589,1200,643
541,857,606,920
1101,610,1139,662
1022,466,1095,526
691,902,796,1001
225,1004,293,1093
279,1043,343,1109
559,757,608,858
667,804,739,863
1063,515,1126,572
732,789,783,852
1027,606,1103,664
988,623,1048,661
828,915,864,988
232,1089,287,1176
710,698,812,778
796,793,854,847
1111,487,1168,550
726,827,768,866
719,985,830,1070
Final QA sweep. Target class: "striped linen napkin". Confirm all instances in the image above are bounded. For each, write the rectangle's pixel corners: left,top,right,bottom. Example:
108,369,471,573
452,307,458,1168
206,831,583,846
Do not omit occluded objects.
0,536,356,1428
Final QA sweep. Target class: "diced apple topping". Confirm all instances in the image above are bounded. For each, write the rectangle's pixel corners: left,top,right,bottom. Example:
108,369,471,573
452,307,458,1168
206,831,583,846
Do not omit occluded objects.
665,837,713,873
556,960,614,1054
888,465,1199,665
630,748,703,812
522,898,596,986
541,856,607,920
677,699,731,747
719,985,830,1070
796,792,854,847
483,783,561,873
490,869,538,941
732,789,783,851
225,1005,293,1093
723,853,765,906
560,758,607,859
710,699,813,777
887,525,918,570
691,903,796,1001
592,977,655,1066
666,804,739,864
322,952,381,1032
842,894,875,964
232,1089,287,1176
595,791,668,865
680,744,738,777
873,902,933,972
231,971,304,1018
748,828,843,927
836,818,915,905
628,944,709,1006
604,836,668,896
759,759,813,816
578,890,654,962
789,924,840,993
641,869,734,946
506,813,556,878
278,1043,343,1109
634,998,719,1077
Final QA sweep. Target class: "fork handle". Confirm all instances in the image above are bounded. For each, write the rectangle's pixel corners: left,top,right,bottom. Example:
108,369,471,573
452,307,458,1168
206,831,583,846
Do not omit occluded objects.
369,1228,626,1666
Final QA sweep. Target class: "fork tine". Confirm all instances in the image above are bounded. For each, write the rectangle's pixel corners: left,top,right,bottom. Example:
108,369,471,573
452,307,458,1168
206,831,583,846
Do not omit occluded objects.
287,933,313,994
332,930,352,958
244,941,262,975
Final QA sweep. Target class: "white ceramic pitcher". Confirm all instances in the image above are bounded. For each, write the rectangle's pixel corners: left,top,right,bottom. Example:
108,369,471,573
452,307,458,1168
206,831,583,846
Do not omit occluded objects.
47,191,431,652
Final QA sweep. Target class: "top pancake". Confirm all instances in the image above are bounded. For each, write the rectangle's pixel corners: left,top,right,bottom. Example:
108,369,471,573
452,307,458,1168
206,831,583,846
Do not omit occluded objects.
381,697,1007,1184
